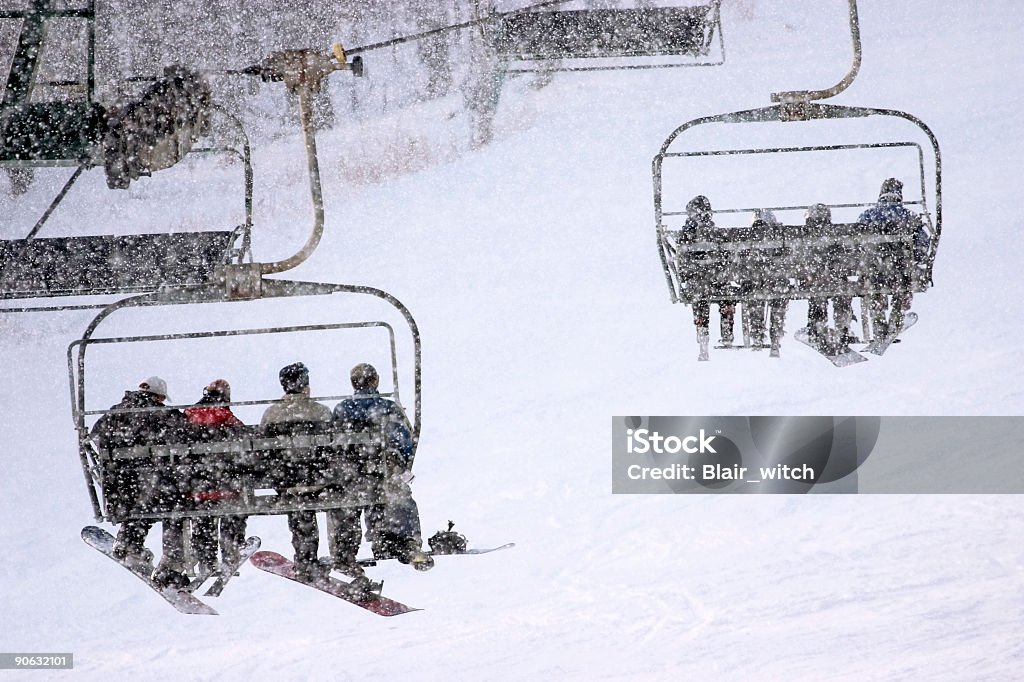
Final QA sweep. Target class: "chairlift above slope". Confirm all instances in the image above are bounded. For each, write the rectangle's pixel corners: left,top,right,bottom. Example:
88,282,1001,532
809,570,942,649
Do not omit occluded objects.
652,0,942,361
493,0,724,72
1,3,362,311
69,279,422,524
0,0,261,309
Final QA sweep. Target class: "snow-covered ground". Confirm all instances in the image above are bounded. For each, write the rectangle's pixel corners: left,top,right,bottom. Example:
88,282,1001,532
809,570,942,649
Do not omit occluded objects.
1,1,1022,679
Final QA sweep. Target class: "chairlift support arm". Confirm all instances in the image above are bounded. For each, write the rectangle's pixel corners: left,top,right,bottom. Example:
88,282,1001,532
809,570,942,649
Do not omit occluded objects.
772,0,861,104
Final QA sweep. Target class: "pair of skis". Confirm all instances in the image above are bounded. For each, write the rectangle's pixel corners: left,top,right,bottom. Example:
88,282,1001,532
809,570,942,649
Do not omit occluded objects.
83,525,512,617
795,312,918,367
81,526,259,616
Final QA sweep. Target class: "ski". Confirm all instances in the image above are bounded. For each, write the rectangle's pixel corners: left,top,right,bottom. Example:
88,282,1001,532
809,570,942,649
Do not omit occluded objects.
81,526,218,616
863,312,918,356
794,328,867,367
357,542,516,566
201,536,262,597
250,551,419,617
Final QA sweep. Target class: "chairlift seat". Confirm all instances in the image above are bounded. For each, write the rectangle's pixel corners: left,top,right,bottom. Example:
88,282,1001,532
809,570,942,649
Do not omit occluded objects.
0,230,239,299
495,6,714,61
0,101,106,162
669,220,923,303
91,423,388,522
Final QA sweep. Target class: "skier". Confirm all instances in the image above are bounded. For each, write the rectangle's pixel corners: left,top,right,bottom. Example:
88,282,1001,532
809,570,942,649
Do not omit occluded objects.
91,377,188,576
803,203,855,344
183,379,248,575
676,195,735,360
745,210,788,357
334,363,433,572
857,178,931,340
260,362,369,589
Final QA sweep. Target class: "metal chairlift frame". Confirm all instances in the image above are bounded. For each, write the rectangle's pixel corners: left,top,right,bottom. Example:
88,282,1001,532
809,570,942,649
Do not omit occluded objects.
65,45,403,527
68,279,422,523
1,0,254,311
652,0,941,309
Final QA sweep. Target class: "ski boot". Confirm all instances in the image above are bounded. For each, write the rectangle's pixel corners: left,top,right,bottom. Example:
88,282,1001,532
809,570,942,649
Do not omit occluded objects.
697,328,710,362
152,565,191,590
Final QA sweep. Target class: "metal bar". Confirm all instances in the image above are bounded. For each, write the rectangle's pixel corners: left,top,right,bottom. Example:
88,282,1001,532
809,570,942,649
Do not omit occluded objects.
663,200,927,217
772,0,861,103
258,86,322,275
662,141,922,159
85,0,95,103
345,0,571,56
23,165,85,239
71,279,423,462
78,320,393,346
0,8,91,18
1,0,50,110
82,392,399,417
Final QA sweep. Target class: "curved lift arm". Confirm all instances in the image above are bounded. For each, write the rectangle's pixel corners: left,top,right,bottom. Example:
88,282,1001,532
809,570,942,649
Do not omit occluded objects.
771,0,861,104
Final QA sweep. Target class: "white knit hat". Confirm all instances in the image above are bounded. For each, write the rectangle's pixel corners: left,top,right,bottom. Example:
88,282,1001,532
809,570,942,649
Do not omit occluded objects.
139,376,170,401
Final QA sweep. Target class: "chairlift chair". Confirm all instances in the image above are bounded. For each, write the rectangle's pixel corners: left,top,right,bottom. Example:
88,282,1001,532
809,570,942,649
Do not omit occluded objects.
493,1,724,72
68,279,422,525
1,0,253,310
63,38,394,537
652,0,941,357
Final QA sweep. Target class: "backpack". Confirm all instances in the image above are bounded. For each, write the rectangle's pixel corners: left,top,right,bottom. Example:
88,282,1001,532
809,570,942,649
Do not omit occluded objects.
428,520,468,555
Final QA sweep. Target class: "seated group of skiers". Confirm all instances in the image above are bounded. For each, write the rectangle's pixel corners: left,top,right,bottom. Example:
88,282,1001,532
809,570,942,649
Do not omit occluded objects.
676,177,931,360
91,361,432,595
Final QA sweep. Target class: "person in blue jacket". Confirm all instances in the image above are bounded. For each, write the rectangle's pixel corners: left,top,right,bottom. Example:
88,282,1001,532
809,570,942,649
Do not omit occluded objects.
334,363,433,572
857,178,931,338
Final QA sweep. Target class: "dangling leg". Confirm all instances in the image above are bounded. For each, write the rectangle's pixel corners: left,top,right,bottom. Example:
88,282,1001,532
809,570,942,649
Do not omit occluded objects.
807,297,827,340
192,517,219,574
769,299,787,358
833,297,854,344
288,511,325,582
719,301,736,347
326,507,365,579
152,519,190,589
693,301,710,361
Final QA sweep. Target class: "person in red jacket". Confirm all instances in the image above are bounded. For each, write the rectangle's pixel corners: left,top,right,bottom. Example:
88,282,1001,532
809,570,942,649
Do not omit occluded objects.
186,379,248,574
152,379,246,588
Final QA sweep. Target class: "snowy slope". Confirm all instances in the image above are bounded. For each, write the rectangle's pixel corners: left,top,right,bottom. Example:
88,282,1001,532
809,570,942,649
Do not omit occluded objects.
1,1,1023,680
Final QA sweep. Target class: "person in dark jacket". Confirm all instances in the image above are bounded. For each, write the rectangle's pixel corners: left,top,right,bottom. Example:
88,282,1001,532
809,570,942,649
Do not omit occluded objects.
334,363,433,572
803,203,855,344
676,195,736,360
745,210,788,357
91,377,188,574
260,362,365,587
168,379,248,580
857,178,931,339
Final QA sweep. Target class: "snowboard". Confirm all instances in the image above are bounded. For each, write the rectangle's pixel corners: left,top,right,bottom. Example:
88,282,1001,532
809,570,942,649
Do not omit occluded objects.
356,542,516,567
794,328,867,367
81,526,218,615
249,551,419,617
201,536,262,597
863,312,918,356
